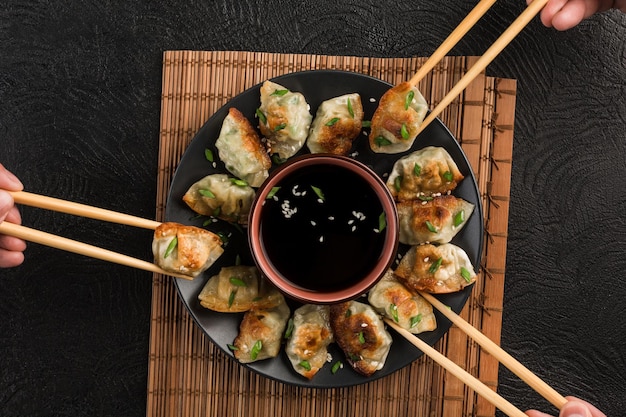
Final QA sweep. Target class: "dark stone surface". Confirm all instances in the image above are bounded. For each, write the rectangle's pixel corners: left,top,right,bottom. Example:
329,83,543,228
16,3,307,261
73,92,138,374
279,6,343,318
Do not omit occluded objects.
1,1,624,416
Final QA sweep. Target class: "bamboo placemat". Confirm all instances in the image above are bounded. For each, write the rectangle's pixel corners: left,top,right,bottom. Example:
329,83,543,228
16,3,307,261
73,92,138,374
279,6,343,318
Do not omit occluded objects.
148,51,516,417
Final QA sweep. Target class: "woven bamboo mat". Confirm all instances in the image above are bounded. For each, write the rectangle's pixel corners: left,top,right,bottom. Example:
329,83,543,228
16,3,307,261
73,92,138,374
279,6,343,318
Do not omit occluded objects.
148,50,516,417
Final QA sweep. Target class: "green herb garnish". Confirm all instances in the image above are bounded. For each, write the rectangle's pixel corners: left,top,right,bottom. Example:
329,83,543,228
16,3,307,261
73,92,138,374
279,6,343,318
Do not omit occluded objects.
227,344,238,351
378,212,387,232
229,178,248,187
273,122,287,131
256,108,267,124
272,154,287,165
228,289,237,308
331,361,342,374
250,340,263,360
410,314,423,328
413,163,421,176
284,318,294,339
163,236,178,259
271,89,289,96
311,185,325,201
404,90,415,110
393,176,403,192
325,117,340,126
425,220,438,233
374,136,392,147
347,97,354,118
390,303,399,322
204,148,214,162
460,267,473,283
453,210,465,227
400,123,409,140
443,171,453,182
299,360,312,371
428,257,443,274
266,186,281,199
358,332,365,344
418,195,433,202
229,277,247,287
345,309,352,318
361,120,371,128
199,189,216,199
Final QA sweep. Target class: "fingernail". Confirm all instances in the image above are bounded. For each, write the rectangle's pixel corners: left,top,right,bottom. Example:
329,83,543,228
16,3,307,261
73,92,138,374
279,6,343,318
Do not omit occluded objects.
561,402,591,417
1,165,23,189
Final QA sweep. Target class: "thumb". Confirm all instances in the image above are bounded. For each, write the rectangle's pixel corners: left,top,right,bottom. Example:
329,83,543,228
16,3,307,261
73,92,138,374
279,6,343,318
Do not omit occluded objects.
0,164,23,191
560,401,593,417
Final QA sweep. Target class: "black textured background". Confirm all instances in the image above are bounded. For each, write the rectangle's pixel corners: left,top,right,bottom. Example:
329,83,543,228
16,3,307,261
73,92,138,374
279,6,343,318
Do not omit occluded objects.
1,1,624,416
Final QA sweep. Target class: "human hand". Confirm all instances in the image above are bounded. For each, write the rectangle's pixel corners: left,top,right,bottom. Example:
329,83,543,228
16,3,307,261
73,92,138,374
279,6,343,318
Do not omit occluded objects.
526,396,607,417
529,0,626,31
0,163,26,267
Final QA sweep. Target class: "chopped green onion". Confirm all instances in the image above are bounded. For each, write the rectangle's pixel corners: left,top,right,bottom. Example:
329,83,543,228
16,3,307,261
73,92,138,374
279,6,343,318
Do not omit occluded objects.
389,303,399,322
216,231,229,245
235,254,241,265
410,314,423,328
404,91,415,110
349,353,361,362
255,108,267,124
227,344,238,351
272,154,287,165
273,122,287,131
271,89,289,96
250,340,263,360
229,277,247,287
266,186,281,199
212,207,221,217
345,309,352,318
228,289,237,308
413,163,421,176
425,220,438,233
378,212,387,232
325,117,340,126
393,176,403,192
453,210,465,227
400,123,409,140
361,120,371,128
311,185,325,201
358,332,365,344
374,136,392,147
204,148,214,162
299,360,312,371
428,257,443,274
331,361,342,374
418,195,433,202
163,236,178,259
284,318,294,339
199,189,216,199
443,171,454,182
229,178,248,187
460,267,473,283
347,97,354,118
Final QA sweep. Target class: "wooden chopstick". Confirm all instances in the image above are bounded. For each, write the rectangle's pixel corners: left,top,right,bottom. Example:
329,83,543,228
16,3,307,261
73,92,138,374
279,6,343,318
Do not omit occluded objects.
10,191,161,230
384,318,527,417
419,291,567,409
408,0,497,87
417,0,549,135
0,221,192,280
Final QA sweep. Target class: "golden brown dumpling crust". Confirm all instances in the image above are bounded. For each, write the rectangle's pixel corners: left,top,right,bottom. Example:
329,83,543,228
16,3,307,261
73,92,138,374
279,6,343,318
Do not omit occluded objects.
152,222,223,277
307,93,364,155
369,82,428,154
395,243,477,294
329,301,392,376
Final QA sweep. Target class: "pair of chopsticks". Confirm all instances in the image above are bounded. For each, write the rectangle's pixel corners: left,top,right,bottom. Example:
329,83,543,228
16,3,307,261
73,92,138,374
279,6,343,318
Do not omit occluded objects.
0,191,193,280
384,1,564,416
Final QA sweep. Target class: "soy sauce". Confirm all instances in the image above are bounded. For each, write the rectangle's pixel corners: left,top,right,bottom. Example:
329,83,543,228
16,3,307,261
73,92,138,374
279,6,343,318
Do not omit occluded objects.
259,164,386,292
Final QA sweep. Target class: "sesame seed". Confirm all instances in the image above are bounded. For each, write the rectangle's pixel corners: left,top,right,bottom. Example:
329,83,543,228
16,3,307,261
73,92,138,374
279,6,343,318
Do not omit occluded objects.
369,97,376,102
351,225,357,232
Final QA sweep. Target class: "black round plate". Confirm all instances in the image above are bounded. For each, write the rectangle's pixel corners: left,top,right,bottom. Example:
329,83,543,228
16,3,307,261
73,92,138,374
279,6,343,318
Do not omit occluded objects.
165,70,484,388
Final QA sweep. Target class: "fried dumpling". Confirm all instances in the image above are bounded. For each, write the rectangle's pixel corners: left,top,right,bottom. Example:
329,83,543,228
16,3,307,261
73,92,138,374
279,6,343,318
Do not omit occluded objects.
152,222,224,278
395,243,477,294
257,80,312,159
369,82,428,154
198,265,284,312
368,269,437,334
285,304,334,380
233,296,290,363
307,93,364,155
215,107,271,187
397,195,475,245
329,301,392,377
386,146,465,201
182,173,255,224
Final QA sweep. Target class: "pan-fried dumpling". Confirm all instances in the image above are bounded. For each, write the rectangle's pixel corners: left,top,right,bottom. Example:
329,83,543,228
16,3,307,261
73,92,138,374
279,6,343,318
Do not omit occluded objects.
183,173,255,224
329,301,392,377
233,296,290,363
152,222,224,278
369,82,428,154
397,195,475,245
307,93,364,155
285,304,334,380
198,265,284,312
386,146,465,201
368,269,437,334
257,80,312,159
215,107,271,187
395,243,477,294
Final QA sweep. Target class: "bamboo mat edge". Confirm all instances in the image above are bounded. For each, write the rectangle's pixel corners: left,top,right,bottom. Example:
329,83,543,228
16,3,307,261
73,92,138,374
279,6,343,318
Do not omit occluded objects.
147,50,517,417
